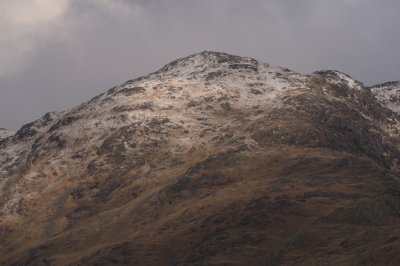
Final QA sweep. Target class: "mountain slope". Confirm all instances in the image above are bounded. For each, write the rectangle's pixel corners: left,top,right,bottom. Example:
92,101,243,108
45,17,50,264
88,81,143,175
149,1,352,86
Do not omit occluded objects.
370,81,400,114
0,129,14,141
1,51,400,265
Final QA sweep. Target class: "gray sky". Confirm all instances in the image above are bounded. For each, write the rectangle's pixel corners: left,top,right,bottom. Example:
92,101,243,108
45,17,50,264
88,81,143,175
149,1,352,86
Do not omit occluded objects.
1,0,399,129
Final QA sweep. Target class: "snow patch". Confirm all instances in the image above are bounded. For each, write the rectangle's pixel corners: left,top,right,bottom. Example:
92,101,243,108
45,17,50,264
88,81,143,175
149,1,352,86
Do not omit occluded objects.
370,81,400,114
0,129,14,140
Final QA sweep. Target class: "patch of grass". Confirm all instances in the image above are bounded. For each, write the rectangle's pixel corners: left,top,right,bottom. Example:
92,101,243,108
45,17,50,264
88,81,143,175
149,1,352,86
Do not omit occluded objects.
351,250,375,266
265,226,310,266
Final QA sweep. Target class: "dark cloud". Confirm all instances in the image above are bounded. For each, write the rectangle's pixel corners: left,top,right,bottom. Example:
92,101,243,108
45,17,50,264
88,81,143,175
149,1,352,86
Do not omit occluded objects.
1,0,399,129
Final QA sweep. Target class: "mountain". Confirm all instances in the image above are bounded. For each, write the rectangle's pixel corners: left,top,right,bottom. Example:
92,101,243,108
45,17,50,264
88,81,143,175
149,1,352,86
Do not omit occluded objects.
1,51,400,265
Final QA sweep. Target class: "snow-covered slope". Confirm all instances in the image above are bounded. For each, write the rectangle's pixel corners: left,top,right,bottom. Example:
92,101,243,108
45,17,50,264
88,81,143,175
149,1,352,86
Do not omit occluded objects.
0,52,307,175
370,81,400,114
0,129,14,140
1,51,400,265
3,51,396,175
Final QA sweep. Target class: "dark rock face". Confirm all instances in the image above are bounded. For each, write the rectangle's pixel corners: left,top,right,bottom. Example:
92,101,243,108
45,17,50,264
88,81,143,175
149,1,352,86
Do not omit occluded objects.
116,86,146,96
1,52,400,266
14,121,38,141
48,116,79,132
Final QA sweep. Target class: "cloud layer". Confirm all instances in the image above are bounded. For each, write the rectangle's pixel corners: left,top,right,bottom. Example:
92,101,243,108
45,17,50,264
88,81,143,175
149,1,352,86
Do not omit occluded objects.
0,0,70,76
1,0,400,129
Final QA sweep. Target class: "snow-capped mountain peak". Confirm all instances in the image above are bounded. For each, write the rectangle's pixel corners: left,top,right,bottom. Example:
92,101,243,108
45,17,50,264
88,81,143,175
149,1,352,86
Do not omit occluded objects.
158,51,260,74
125,51,302,85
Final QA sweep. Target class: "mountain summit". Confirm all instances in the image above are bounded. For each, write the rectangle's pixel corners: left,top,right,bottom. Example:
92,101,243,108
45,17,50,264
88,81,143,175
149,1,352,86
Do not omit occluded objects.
1,52,400,265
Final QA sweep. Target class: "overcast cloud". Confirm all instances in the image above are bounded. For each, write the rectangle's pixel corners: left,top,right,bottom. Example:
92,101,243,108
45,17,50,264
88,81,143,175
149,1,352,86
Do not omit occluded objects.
1,0,399,129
